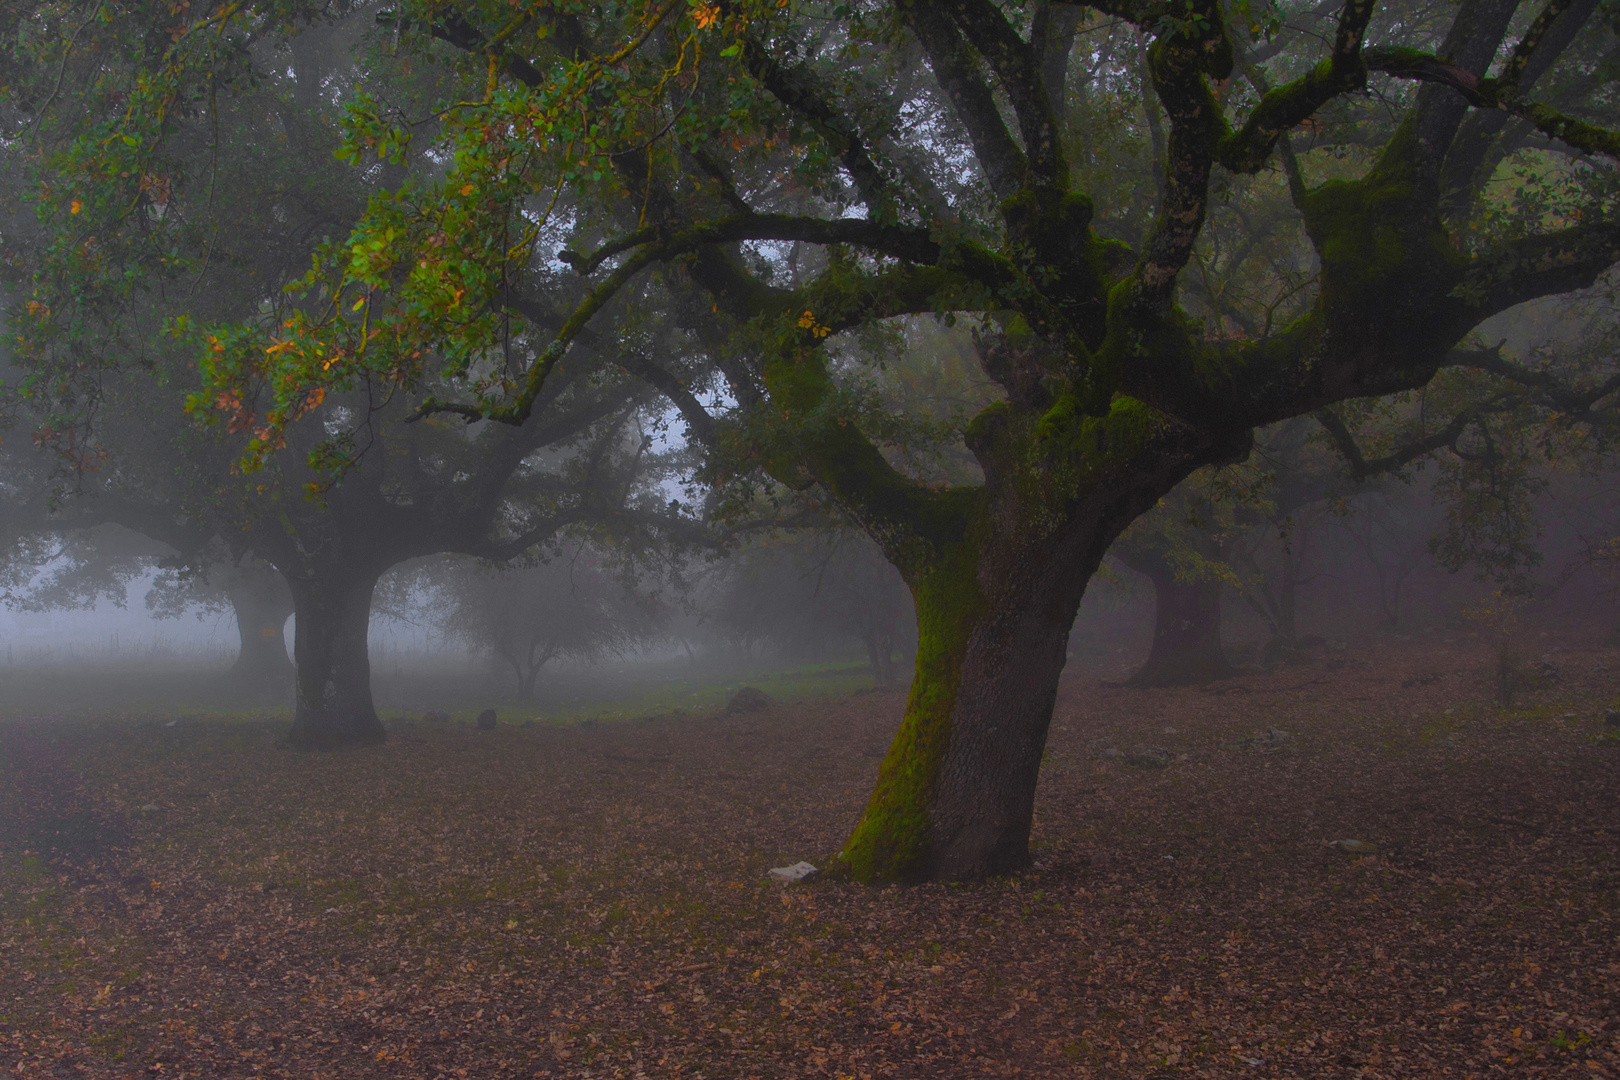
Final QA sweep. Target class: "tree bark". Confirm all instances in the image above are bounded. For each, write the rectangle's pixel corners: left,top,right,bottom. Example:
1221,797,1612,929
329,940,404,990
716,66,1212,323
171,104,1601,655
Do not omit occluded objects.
224,567,294,683
832,497,1143,882
1127,566,1230,687
832,543,1098,881
285,565,386,749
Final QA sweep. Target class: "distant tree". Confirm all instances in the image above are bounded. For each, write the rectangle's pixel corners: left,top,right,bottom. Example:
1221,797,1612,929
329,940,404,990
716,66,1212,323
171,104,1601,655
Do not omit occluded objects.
1336,486,1437,629
1110,478,1238,687
434,544,664,699
0,435,296,683
704,529,913,685
146,554,296,684
1,5,698,746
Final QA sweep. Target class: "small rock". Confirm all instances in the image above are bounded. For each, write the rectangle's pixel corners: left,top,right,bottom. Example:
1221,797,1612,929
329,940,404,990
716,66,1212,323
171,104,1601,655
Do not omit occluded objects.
1236,727,1291,752
1604,708,1619,729
521,719,537,729
423,710,450,724
476,708,497,731
672,707,686,717
1327,839,1379,854
578,717,599,729
768,861,819,883
140,804,160,812
1099,747,1123,760
727,686,774,714
1125,747,1170,768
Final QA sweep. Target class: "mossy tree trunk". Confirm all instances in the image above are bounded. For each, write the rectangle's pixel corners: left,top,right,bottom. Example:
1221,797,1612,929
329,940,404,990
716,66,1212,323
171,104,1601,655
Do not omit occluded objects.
285,563,386,749
824,396,1224,882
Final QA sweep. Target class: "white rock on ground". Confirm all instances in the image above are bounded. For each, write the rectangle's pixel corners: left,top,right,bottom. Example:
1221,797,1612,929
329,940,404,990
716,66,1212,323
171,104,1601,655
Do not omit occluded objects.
768,861,819,883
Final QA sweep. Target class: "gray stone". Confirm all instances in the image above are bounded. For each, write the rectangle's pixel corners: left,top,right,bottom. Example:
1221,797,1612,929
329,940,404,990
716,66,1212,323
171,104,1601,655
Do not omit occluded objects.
1327,839,1379,854
768,861,819,883
1125,747,1170,768
476,708,497,731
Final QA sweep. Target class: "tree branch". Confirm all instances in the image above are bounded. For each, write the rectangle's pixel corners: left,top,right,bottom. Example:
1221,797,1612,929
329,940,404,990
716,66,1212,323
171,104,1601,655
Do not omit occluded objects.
1366,45,1620,160
618,352,718,445
560,212,942,276
902,0,1029,199
1216,0,1375,174
1133,1,1230,308
942,0,1068,185
1472,220,1620,316
1314,403,1483,480
732,26,898,219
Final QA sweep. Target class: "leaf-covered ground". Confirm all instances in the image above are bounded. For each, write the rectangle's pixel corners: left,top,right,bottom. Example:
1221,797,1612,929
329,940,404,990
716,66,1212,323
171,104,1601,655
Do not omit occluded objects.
3,637,1618,1079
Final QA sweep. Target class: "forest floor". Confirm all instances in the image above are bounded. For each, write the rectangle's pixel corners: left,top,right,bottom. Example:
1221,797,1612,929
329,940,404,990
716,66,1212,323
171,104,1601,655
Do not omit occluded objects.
2,636,1618,1079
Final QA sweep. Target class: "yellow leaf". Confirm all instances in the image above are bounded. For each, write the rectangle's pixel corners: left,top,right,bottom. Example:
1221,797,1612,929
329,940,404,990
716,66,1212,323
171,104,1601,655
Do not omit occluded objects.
353,296,366,310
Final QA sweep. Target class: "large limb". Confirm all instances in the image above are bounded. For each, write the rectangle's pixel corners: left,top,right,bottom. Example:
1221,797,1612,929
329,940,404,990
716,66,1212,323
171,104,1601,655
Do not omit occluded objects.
1031,2,1083,127
1216,0,1376,174
900,0,1030,199
1132,0,1229,311
560,212,942,275
1442,0,1599,207
1472,221,1620,315
1368,47,1620,160
940,0,1069,185
1409,0,1523,174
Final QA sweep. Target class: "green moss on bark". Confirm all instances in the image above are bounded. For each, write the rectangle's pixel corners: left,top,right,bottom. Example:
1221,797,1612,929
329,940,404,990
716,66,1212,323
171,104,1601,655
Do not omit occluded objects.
832,542,980,882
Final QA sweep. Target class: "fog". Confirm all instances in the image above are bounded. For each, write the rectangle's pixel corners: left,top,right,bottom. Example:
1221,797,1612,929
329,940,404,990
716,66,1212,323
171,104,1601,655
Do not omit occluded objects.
2,462,1612,721
5,0,1620,1073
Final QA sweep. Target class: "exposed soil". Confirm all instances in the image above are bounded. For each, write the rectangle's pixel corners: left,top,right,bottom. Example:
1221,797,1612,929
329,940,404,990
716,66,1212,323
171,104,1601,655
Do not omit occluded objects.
2,637,1618,1079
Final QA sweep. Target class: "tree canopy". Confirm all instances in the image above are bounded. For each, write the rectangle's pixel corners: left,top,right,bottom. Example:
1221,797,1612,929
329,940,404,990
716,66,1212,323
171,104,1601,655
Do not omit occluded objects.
10,0,1620,878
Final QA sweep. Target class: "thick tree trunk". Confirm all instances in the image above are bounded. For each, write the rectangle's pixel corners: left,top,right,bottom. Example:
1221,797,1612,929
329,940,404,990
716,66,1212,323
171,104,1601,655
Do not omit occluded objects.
1127,562,1230,687
820,392,1235,883
285,565,386,749
833,535,1098,882
224,568,294,684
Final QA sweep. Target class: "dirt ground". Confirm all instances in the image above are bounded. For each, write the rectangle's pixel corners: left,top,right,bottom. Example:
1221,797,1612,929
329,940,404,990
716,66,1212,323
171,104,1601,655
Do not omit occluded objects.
2,636,1618,1079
